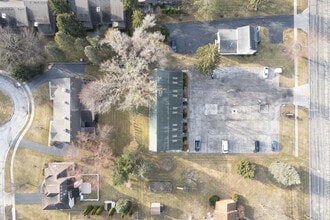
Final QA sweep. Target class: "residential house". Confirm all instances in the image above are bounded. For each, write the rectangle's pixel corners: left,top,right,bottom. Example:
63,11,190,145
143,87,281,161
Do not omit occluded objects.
42,162,80,210
149,69,184,152
0,0,55,35
0,0,125,34
213,199,238,220
68,0,125,29
215,25,260,55
49,77,95,144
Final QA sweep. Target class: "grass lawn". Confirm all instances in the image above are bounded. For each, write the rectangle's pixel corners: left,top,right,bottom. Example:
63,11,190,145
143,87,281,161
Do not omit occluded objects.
98,110,132,156
162,0,308,23
13,148,62,193
15,205,69,220
24,83,52,145
0,90,13,125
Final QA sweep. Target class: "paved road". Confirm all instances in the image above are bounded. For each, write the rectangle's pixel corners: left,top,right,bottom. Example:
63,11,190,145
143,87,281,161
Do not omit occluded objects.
167,15,293,54
28,63,85,91
0,73,29,219
309,0,330,219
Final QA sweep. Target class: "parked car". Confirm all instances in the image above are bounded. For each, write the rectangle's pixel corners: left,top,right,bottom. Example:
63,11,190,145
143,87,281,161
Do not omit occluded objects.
263,67,269,78
222,140,228,154
272,141,278,151
254,140,260,152
195,140,201,151
170,40,177,53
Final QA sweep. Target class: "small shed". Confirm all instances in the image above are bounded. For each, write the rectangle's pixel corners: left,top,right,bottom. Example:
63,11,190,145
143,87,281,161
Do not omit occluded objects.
150,203,164,215
104,200,116,211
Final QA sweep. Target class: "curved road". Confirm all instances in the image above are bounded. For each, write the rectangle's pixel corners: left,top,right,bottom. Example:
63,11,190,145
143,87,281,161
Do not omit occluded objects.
0,72,30,218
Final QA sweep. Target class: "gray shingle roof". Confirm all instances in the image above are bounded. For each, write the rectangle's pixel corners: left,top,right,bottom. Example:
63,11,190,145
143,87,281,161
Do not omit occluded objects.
216,25,259,55
0,1,29,26
0,0,55,35
149,69,183,152
50,77,94,143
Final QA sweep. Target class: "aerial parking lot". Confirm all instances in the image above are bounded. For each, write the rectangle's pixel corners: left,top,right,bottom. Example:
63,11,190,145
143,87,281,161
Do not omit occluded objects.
188,67,293,153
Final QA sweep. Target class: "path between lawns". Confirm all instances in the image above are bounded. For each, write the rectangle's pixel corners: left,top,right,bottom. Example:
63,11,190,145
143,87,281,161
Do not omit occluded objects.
19,138,69,156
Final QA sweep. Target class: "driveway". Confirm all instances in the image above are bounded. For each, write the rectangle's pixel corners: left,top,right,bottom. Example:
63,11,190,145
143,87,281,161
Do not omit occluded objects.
167,15,293,54
28,63,85,91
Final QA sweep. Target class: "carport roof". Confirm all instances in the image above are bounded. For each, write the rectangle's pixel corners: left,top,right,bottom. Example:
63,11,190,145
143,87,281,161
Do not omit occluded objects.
149,69,183,152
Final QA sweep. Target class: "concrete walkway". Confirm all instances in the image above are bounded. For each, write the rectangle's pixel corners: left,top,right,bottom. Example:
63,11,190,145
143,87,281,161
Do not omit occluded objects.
19,139,70,156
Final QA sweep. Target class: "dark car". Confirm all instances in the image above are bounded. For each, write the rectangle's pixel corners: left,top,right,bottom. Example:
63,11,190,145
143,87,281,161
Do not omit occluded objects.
195,140,201,151
272,141,278,151
254,140,260,152
170,40,177,53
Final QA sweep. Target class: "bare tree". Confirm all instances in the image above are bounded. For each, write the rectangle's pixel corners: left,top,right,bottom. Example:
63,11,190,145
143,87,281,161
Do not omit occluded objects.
0,28,45,71
80,15,169,113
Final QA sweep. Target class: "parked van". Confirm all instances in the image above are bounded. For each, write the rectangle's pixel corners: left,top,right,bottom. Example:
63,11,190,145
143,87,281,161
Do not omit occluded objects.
222,140,228,153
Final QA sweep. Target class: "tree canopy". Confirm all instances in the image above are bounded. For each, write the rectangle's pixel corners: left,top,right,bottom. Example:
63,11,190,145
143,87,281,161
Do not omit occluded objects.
236,160,256,179
80,15,168,112
49,0,71,16
269,161,301,186
56,13,86,38
132,10,145,29
120,0,137,10
112,151,137,185
195,43,220,75
0,28,45,71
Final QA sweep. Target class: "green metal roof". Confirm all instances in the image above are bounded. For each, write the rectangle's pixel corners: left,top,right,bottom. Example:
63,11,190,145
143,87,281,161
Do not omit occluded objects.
149,69,183,152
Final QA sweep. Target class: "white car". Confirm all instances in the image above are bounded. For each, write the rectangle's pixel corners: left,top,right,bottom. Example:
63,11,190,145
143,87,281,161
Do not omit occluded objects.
263,67,269,79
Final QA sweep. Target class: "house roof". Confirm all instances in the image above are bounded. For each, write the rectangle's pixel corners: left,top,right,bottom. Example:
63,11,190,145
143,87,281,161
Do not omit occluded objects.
24,0,50,24
149,69,184,152
0,1,29,27
216,25,259,55
213,199,238,220
68,0,125,28
50,78,94,143
0,0,55,35
42,162,77,210
73,0,93,29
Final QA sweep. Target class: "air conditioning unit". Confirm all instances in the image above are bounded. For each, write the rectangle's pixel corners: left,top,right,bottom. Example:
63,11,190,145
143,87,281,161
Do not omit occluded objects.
34,22,38,27
1,13,6,19
96,6,101,12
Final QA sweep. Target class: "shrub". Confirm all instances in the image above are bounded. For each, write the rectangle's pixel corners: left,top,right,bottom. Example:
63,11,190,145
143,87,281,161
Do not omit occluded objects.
269,161,301,186
95,205,104,215
83,205,94,216
231,193,239,202
108,207,116,216
236,160,256,179
90,205,100,215
209,195,220,207
115,198,131,213
84,46,101,65
11,63,44,82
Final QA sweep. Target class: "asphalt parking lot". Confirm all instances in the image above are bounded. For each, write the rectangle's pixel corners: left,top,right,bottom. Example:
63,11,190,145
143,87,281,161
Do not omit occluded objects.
188,67,293,153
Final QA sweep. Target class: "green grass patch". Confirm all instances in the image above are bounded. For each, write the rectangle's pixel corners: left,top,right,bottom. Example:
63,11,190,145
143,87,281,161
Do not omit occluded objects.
0,90,13,126
163,0,308,23
24,83,52,145
98,110,132,156
16,205,69,220
13,148,62,193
